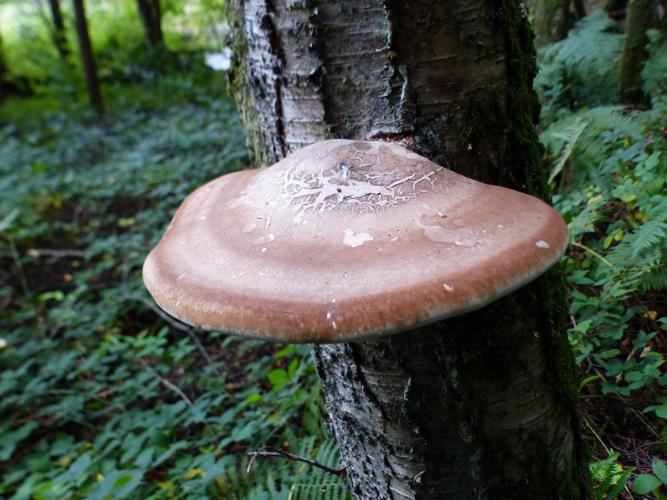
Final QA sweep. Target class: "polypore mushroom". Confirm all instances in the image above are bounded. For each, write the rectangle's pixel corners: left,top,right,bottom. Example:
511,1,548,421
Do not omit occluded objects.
143,139,567,343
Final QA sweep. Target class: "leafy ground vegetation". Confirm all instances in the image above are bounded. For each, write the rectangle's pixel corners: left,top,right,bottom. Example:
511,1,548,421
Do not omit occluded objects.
0,61,347,500
0,3,665,499
536,11,667,498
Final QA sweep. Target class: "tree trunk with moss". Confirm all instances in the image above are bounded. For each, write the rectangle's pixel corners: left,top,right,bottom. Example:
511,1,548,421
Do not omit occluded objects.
533,0,571,47
619,0,651,104
228,1,589,497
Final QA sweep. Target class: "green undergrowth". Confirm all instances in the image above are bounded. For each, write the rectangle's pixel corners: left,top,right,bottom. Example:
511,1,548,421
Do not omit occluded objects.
1,6,666,499
538,11,667,497
0,77,345,498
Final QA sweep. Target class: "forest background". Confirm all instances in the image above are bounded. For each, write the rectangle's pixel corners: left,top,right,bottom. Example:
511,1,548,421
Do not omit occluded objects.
0,0,665,498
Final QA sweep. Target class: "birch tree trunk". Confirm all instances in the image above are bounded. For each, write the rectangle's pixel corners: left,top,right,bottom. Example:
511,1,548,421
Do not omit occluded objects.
228,1,589,497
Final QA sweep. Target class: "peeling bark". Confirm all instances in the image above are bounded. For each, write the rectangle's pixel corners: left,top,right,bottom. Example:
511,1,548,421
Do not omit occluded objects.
228,1,589,497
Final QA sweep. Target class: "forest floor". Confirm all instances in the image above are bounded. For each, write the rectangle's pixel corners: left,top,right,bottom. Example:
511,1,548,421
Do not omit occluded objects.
1,12,666,500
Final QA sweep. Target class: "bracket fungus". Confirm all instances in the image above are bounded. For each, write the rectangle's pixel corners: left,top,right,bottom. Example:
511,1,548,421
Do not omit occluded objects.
143,139,568,343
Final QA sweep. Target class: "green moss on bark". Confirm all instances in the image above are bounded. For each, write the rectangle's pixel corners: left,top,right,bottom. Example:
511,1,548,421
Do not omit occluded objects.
452,1,551,201
225,1,271,165
533,0,570,47
619,0,651,104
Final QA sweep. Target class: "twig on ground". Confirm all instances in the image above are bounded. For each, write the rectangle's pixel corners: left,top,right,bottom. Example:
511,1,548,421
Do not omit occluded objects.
247,447,346,478
124,295,222,376
139,358,193,407
28,248,85,259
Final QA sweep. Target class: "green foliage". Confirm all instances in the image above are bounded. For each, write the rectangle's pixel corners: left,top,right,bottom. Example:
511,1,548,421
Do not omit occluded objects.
535,10,624,122
0,78,329,498
538,11,667,498
589,450,631,499
632,458,667,496
643,30,667,102
0,0,226,100
543,104,667,401
241,439,350,500
288,440,350,500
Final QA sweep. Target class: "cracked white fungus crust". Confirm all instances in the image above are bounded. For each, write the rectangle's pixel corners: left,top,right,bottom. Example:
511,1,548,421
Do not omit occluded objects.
143,139,568,343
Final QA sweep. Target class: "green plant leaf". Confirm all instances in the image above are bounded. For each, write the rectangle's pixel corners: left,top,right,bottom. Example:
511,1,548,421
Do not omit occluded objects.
633,474,661,494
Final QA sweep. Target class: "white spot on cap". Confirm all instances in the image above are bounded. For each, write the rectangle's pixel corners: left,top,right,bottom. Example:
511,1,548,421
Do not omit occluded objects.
332,321,337,330
443,283,454,292
261,247,267,253
254,234,275,245
535,240,550,249
343,229,373,248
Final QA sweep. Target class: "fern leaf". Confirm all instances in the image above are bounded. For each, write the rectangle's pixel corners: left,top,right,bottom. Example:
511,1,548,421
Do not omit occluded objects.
631,221,667,257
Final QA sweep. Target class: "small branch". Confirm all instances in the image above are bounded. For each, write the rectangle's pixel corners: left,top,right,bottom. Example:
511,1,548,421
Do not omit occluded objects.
28,248,85,259
247,447,346,478
124,296,222,376
571,242,613,267
139,359,193,407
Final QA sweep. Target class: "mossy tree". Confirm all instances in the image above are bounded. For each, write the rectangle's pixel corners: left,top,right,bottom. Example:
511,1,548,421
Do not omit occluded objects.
619,0,652,104
228,1,590,497
533,0,571,47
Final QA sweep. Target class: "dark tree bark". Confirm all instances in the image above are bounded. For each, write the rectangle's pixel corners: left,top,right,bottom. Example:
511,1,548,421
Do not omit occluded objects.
605,0,629,20
572,0,587,19
0,32,9,100
48,0,69,60
533,0,571,47
136,0,163,45
619,0,652,104
72,0,103,113
228,1,589,498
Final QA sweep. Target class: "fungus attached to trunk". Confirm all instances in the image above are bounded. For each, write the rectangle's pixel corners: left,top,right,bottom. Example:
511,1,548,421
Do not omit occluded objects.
143,139,567,343
143,139,573,496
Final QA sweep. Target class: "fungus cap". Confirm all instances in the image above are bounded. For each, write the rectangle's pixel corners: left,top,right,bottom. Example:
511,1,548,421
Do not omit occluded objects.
143,140,568,343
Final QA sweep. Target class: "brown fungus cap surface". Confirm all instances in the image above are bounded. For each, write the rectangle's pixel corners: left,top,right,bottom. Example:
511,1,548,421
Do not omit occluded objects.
143,139,568,343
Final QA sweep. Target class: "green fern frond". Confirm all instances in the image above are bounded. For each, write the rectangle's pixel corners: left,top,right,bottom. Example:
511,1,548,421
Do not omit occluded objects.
590,451,629,499
536,10,624,110
638,264,667,292
630,221,667,257
288,440,350,500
